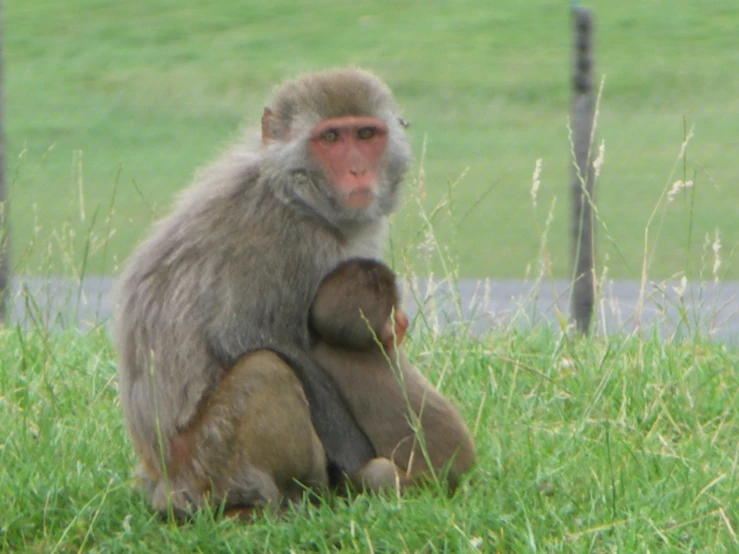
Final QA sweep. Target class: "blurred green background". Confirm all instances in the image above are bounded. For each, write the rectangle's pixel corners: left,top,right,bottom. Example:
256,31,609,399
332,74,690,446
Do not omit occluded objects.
6,0,738,278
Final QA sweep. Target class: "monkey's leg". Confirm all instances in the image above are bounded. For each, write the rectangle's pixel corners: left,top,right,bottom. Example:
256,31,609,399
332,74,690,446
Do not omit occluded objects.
151,350,328,517
275,347,376,480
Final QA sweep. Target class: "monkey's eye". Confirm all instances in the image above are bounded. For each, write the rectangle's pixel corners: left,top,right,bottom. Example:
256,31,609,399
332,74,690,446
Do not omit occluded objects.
320,129,340,143
357,127,376,140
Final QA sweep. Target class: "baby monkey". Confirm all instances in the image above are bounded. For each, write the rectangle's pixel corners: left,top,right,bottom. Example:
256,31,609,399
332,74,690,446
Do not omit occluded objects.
309,259,476,492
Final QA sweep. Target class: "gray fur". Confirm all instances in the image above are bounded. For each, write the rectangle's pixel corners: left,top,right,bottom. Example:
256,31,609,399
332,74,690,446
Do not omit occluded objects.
115,68,411,510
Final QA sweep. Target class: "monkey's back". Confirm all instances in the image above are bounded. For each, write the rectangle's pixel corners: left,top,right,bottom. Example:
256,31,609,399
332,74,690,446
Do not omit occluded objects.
115,144,359,455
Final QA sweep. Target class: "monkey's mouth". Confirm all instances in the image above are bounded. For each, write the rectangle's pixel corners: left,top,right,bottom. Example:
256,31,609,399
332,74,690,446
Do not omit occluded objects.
340,188,376,210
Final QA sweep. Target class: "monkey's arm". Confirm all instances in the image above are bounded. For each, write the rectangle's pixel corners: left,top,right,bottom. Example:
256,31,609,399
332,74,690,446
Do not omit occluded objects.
201,280,376,479
273,347,376,480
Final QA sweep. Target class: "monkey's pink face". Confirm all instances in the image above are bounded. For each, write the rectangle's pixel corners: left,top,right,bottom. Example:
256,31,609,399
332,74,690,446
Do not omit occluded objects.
309,116,389,210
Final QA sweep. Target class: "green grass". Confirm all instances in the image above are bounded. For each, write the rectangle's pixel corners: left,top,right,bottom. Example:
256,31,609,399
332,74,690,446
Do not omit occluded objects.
1,323,737,552
3,4,738,549
6,0,739,278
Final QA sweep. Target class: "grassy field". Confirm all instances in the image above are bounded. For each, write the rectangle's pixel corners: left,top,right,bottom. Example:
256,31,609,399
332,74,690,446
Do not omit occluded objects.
4,6,737,549
5,0,738,279
1,320,737,552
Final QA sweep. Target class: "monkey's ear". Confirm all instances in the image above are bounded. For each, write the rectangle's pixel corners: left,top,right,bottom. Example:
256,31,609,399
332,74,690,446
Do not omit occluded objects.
397,118,410,129
262,107,276,145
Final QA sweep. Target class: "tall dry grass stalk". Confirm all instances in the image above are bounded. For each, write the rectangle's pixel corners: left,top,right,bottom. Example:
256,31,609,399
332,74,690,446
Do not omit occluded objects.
7,148,120,330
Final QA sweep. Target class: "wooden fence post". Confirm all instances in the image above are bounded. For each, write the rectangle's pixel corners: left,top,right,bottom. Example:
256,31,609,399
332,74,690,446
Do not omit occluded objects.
570,7,596,335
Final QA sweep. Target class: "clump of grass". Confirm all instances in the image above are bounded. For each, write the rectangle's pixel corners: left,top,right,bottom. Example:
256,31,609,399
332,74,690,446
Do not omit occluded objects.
7,148,120,331
1,318,737,551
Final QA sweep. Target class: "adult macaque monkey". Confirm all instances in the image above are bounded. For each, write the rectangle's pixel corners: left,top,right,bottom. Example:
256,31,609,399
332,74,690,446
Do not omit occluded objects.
115,68,411,516
310,259,476,492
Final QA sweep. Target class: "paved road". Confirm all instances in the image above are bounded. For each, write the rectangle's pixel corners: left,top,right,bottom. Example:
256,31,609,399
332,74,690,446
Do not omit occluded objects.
7,276,739,344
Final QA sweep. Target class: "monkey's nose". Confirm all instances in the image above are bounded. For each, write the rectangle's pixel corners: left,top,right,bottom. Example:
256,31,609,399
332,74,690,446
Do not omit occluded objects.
349,167,367,176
